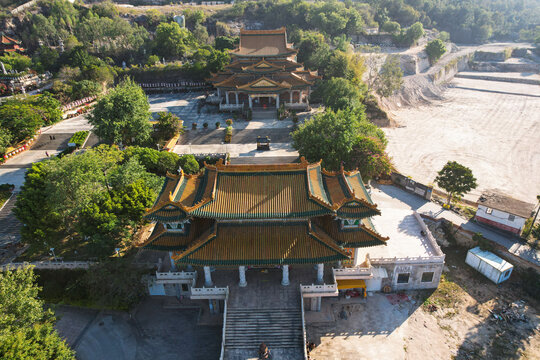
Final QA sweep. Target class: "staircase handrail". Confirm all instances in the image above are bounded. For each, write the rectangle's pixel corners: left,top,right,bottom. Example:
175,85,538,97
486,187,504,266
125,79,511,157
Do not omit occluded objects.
219,286,229,360
299,286,308,360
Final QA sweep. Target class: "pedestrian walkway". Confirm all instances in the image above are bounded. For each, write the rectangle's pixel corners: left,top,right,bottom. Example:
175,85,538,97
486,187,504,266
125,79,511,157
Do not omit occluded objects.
174,143,298,158
0,192,21,248
373,184,540,267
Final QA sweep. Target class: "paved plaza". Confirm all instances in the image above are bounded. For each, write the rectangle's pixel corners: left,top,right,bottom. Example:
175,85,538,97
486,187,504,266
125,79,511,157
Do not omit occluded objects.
55,298,221,360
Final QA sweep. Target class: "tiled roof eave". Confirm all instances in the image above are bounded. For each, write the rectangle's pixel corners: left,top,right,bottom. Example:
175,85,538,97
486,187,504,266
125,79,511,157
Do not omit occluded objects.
175,254,346,266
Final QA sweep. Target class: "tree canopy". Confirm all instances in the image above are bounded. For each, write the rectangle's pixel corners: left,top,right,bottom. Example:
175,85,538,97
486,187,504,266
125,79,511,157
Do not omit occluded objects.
312,77,364,111
435,161,478,204
425,39,447,63
89,78,152,146
292,107,391,178
14,145,163,257
0,266,74,360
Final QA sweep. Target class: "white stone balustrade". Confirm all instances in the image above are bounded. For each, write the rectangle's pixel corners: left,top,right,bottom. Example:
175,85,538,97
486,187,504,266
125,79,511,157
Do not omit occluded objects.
300,283,338,297
333,266,374,279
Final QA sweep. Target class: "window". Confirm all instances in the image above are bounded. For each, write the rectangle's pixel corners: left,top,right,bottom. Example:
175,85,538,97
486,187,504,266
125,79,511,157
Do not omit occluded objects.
342,219,360,229
508,214,515,221
486,207,493,214
421,272,434,283
397,273,410,284
165,222,186,232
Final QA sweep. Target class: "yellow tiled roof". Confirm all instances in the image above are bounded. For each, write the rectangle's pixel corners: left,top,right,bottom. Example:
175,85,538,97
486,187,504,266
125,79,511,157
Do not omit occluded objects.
172,221,349,266
146,159,380,220
137,218,215,250
313,215,388,247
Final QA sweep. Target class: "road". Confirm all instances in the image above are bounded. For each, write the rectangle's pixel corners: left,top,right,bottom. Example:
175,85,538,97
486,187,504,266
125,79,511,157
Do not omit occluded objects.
0,114,92,188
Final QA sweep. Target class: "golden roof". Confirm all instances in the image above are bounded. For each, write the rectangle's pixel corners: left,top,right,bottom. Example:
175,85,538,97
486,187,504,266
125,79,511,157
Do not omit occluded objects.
231,27,297,57
172,221,349,266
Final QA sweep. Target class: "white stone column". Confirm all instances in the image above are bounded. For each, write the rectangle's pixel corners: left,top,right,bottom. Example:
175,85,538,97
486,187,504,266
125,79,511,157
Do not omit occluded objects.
276,95,280,109
217,88,221,97
239,266,247,287
317,263,324,283
169,251,176,271
248,96,253,109
281,265,290,286
289,91,293,103
225,92,230,105
235,92,239,105
204,266,213,287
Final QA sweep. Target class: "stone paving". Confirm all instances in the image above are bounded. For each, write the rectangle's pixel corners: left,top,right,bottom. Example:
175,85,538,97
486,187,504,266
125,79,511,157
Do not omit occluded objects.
0,192,20,248
55,298,221,360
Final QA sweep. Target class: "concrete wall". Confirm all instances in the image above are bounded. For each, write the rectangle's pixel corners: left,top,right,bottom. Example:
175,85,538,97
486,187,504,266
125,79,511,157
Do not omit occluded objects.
476,205,525,234
430,53,473,85
378,262,444,291
390,172,433,200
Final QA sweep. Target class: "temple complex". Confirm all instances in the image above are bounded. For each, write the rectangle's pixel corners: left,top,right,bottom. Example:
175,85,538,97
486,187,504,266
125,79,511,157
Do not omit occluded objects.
0,33,24,54
206,28,319,112
138,158,445,359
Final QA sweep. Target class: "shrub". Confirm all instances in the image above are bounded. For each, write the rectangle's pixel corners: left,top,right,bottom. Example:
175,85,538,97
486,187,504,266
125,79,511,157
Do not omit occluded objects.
203,122,208,129
68,131,89,147
215,121,221,128
178,154,200,174
224,126,232,143
192,123,197,130
381,21,401,34
425,39,447,63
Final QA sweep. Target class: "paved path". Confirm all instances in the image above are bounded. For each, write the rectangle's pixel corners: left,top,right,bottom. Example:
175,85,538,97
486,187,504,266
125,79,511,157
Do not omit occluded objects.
0,115,90,188
374,184,540,267
0,192,20,248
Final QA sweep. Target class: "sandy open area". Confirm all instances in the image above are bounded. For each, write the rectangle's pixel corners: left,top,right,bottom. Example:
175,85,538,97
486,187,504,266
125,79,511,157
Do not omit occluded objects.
385,77,540,203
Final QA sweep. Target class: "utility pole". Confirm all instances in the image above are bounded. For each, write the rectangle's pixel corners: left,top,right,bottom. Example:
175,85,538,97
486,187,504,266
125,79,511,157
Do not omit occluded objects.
524,195,540,239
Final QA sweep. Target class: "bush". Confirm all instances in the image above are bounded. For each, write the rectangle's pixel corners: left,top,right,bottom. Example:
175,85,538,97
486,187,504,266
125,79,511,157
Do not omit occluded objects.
425,39,447,63
203,122,208,129
178,154,200,174
215,121,221,128
381,21,401,34
224,126,232,143
68,131,89,147
192,123,197,130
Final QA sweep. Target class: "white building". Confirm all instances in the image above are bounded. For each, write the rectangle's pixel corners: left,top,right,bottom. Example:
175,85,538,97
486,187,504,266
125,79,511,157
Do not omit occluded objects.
475,192,535,235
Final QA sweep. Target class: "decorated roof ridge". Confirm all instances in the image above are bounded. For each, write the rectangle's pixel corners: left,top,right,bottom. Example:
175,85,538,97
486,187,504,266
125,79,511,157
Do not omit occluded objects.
308,221,350,258
305,161,333,208
169,169,185,202
237,76,291,90
239,27,287,35
241,58,286,72
360,219,389,243
204,156,311,172
1,33,21,44
213,73,240,87
145,200,190,218
172,223,217,261
136,223,166,248
288,72,315,85
183,168,217,212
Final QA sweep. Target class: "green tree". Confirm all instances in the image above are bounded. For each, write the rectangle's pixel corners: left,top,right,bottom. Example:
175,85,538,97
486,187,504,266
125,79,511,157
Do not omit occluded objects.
0,104,43,143
146,54,160,66
381,21,401,34
71,80,102,100
89,78,152,146
178,154,200,174
435,161,478,205
292,107,389,177
295,30,330,71
0,53,32,72
405,21,424,45
425,39,446,63
14,162,62,248
0,266,74,360
193,24,209,44
312,77,363,110
155,22,194,59
0,129,12,157
154,112,182,142
215,36,236,51
376,55,403,97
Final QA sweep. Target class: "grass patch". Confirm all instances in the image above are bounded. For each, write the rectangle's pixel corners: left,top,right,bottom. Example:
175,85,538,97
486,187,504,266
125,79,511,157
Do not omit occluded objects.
423,274,463,310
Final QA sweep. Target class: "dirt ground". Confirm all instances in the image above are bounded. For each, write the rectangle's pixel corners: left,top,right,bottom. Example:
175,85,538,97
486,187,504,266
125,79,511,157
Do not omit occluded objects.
306,247,540,360
384,77,540,203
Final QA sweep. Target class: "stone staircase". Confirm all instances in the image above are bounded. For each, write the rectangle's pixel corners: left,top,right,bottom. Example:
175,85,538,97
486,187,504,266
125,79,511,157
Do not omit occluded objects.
223,308,304,360
251,109,277,120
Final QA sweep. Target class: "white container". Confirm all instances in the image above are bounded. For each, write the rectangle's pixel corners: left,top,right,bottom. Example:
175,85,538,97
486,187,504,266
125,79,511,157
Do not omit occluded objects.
465,247,513,284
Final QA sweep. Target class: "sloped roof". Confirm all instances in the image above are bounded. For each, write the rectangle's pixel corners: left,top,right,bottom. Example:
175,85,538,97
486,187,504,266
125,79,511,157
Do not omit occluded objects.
172,221,349,266
137,218,215,251
231,27,297,57
313,215,388,247
145,158,380,220
478,191,535,218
